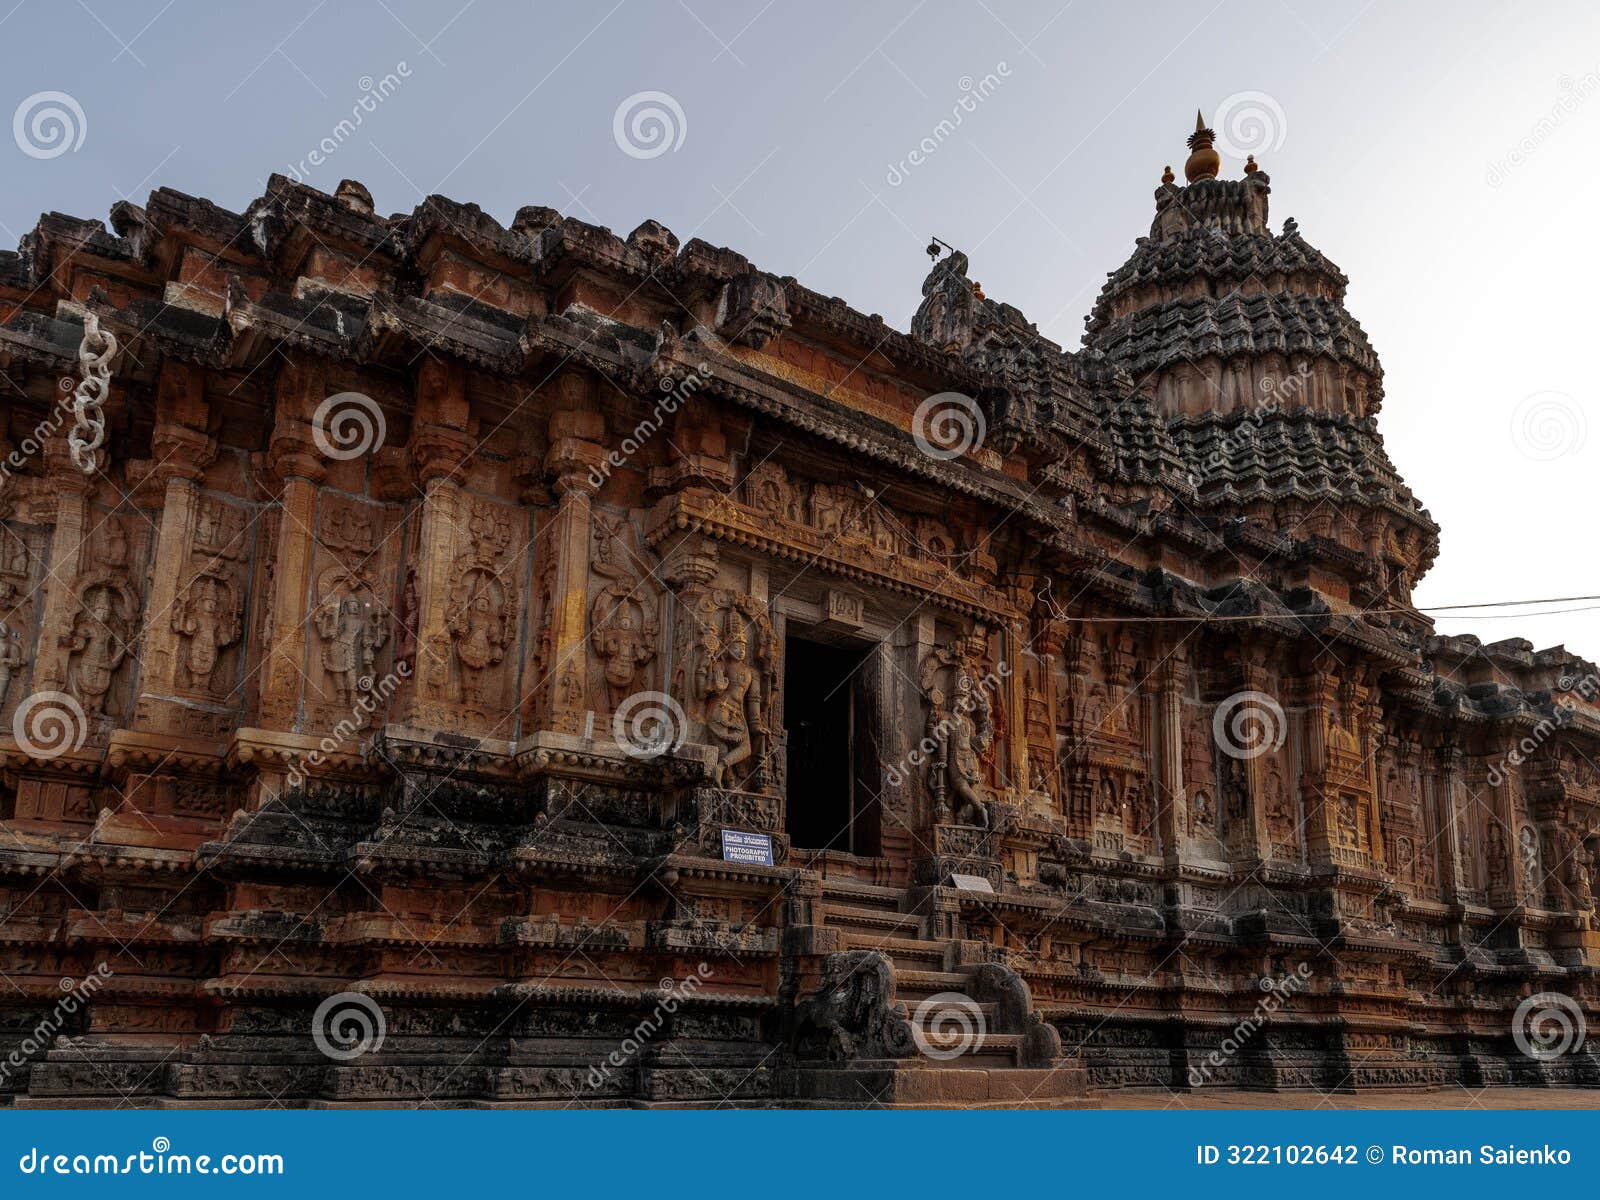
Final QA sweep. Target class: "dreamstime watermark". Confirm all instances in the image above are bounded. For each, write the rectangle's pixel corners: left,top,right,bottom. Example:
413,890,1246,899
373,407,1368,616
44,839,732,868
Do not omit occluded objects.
613,90,687,159
1486,705,1572,788
0,963,113,1087
1508,390,1586,461
586,963,714,1090
284,662,410,790
612,689,687,760
912,391,986,461
1212,690,1287,760
313,391,386,460
10,690,88,759
884,63,1011,186
16,1137,284,1177
1511,991,1586,1060
1,378,82,483
910,991,985,1060
884,659,1011,788
1187,372,1302,486
12,91,86,159
1486,69,1600,187
311,991,387,1062
284,64,412,182
586,363,711,491
1187,963,1312,1087
1211,91,1286,161
1484,670,1600,785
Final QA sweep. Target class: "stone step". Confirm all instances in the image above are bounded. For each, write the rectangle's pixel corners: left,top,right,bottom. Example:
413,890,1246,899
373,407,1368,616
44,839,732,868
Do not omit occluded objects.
840,931,948,971
905,999,1001,1027
820,902,927,938
818,879,905,914
893,968,976,1002
913,1030,1024,1068
785,1062,1094,1109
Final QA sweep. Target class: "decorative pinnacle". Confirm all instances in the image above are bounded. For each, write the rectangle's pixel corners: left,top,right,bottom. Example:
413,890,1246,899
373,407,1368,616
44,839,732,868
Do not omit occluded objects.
1183,108,1220,182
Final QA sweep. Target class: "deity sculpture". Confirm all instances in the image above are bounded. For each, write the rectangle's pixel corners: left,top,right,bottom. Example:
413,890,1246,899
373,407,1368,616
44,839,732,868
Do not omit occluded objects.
0,619,22,709
315,594,388,708
918,630,995,828
1519,826,1542,897
449,577,509,708
589,514,658,712
1486,823,1508,890
910,249,977,353
700,609,772,790
172,575,241,694
62,584,134,715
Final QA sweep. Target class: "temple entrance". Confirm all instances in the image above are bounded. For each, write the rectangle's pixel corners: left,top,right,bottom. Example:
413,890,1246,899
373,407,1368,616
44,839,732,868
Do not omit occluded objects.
783,634,880,855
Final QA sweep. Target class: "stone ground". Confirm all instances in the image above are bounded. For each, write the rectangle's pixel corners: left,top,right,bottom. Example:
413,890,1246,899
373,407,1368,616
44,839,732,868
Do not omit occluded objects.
1101,1087,1600,1109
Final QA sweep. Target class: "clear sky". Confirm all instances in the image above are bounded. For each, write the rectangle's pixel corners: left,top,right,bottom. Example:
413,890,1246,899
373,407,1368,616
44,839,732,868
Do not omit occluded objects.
6,0,1599,658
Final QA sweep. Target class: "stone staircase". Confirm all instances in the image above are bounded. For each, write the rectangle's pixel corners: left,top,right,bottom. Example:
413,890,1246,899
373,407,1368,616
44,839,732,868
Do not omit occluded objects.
784,879,1094,1108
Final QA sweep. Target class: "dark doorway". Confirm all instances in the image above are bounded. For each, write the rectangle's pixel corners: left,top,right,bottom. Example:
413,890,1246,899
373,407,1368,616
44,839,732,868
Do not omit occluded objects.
783,634,880,855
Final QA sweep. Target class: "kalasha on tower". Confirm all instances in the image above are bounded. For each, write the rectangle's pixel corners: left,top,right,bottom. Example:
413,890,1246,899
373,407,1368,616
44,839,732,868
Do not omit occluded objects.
0,116,1596,1108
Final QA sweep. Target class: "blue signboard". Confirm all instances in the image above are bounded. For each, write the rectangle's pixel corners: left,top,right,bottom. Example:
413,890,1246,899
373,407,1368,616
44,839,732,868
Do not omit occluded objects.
720,829,773,865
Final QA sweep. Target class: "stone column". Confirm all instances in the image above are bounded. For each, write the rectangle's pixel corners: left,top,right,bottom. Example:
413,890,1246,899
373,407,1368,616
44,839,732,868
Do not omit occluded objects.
395,356,474,730
1430,745,1465,900
1484,759,1520,909
1243,653,1275,860
258,357,328,729
29,441,95,696
534,373,608,739
130,362,218,725
1360,687,1386,868
1153,650,1186,861
1001,611,1029,797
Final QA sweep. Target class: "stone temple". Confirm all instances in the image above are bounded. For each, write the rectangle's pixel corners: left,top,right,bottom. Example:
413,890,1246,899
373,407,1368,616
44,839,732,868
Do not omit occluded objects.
0,115,1597,1108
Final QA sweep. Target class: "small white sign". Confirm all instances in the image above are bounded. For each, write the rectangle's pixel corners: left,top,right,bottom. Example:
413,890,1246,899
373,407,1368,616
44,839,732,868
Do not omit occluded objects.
949,873,994,893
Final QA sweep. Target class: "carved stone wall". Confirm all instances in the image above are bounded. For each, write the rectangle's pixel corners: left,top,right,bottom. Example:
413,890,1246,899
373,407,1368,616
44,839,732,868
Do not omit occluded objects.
0,142,1596,1106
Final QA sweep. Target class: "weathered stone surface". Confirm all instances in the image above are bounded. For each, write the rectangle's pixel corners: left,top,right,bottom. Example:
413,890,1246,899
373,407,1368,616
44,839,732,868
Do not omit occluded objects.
0,117,1596,1107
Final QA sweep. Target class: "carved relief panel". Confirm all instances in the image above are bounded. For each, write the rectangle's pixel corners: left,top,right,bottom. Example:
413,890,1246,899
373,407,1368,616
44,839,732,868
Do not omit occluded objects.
673,584,777,792
304,493,403,733
916,622,1001,828
60,512,150,736
419,496,525,734
1058,629,1151,855
0,521,46,729
587,510,659,718
170,495,250,704
1182,709,1222,856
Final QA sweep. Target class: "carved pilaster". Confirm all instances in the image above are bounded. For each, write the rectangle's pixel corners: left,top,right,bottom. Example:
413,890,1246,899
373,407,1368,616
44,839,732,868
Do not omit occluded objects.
131,362,227,735
29,441,95,696
1428,745,1460,898
258,357,328,728
1154,650,1186,861
533,373,608,738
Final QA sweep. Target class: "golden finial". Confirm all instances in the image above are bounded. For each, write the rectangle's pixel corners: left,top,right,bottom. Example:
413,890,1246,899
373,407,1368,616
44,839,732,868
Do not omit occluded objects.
1161,164,1175,184
971,281,985,300
1184,108,1220,183
1244,154,1259,175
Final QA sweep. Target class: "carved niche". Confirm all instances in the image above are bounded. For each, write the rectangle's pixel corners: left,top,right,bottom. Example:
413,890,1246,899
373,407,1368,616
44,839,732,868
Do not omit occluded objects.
0,522,42,722
678,589,777,791
442,499,519,718
916,625,998,829
170,496,248,702
588,510,658,716
60,515,145,726
306,494,397,728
